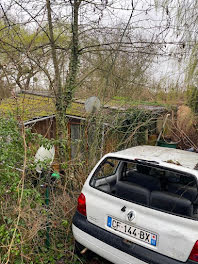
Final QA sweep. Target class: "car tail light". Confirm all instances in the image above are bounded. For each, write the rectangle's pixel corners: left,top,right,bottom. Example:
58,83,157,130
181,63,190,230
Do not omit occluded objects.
189,241,198,262
77,193,86,216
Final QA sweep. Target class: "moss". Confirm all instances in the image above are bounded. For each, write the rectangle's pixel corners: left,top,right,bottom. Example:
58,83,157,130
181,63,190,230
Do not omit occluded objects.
111,96,168,107
66,102,85,117
0,94,168,122
0,95,86,121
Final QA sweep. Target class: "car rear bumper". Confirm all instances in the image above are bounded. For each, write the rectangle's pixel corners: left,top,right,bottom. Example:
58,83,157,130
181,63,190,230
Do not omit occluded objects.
72,211,195,264
73,225,146,264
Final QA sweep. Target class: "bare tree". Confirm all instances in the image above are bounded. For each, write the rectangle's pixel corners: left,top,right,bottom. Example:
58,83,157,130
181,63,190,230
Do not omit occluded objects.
0,0,175,158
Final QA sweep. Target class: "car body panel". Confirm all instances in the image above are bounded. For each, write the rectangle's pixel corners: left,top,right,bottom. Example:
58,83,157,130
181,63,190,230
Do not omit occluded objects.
114,146,198,172
73,146,198,263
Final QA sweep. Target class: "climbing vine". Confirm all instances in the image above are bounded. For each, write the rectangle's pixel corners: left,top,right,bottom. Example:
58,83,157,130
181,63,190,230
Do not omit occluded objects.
107,108,158,150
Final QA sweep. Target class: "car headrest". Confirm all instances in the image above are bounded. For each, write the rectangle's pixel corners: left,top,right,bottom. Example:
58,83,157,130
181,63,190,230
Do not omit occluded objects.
116,181,150,205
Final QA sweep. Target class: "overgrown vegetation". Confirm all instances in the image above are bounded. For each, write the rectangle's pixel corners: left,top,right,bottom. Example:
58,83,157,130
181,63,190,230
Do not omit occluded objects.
0,117,84,264
2,0,198,263
187,86,198,114
0,107,162,263
106,108,158,150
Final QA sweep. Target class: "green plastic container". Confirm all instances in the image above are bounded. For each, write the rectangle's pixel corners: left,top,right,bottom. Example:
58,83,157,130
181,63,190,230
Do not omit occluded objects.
157,140,177,149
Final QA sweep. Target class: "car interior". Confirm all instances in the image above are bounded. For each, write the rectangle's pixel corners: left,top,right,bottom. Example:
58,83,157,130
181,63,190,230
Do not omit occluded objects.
91,158,198,219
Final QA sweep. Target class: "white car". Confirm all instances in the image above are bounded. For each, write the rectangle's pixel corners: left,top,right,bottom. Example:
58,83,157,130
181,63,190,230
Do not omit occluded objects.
72,146,198,264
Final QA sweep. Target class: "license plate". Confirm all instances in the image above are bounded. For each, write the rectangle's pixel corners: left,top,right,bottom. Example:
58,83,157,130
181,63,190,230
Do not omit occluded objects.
107,216,157,246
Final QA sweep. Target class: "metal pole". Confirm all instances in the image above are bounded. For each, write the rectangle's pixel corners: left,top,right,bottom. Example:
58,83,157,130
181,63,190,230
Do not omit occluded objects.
45,176,50,248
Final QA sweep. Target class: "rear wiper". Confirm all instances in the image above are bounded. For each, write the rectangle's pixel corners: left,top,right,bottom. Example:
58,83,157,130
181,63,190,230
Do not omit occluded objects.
134,158,159,165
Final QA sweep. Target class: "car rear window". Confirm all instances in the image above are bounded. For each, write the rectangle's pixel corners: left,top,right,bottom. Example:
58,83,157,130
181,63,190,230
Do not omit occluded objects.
90,158,198,219
93,158,119,180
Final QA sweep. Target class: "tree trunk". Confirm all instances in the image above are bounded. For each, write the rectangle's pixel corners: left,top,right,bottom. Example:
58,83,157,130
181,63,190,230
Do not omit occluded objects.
46,0,81,162
64,0,81,106
46,0,67,161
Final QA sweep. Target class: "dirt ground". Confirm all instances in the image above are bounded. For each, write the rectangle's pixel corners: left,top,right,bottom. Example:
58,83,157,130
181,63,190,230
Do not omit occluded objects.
83,251,112,264
56,250,112,264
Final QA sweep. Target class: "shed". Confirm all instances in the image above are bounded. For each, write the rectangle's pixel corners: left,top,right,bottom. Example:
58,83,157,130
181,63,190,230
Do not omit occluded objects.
0,91,169,159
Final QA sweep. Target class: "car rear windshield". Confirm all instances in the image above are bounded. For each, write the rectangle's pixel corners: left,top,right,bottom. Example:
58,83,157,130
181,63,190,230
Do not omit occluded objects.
90,158,198,219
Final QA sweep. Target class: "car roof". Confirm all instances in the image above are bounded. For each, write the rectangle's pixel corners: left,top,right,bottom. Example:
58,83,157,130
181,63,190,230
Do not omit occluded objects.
112,145,198,171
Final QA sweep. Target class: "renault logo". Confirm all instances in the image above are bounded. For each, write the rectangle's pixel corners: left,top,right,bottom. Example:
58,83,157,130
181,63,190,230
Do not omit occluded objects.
127,210,136,222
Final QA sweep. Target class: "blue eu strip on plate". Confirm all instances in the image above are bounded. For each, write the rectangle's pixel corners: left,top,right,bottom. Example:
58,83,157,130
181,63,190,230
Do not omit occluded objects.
151,238,157,246
107,216,112,227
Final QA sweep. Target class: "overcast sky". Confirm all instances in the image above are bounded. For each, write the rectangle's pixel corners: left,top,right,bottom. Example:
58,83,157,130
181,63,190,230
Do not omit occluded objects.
0,0,192,89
